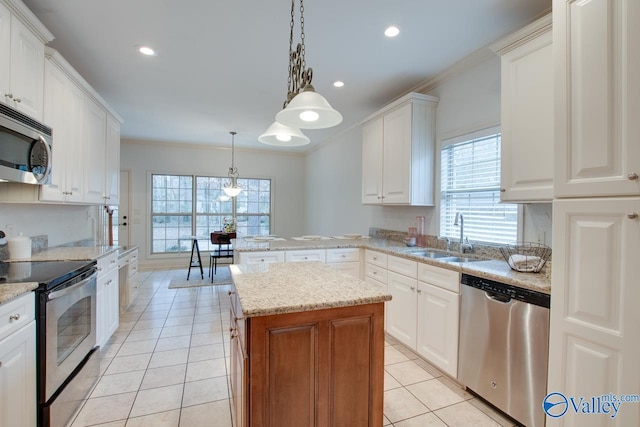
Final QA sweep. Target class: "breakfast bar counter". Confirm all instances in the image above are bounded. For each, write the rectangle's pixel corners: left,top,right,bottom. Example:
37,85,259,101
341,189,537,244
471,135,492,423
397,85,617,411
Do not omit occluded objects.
228,262,390,427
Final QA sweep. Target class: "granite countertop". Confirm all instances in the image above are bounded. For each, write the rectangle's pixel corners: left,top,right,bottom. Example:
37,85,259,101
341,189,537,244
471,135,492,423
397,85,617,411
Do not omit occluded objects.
230,262,392,318
234,237,551,294
0,282,38,305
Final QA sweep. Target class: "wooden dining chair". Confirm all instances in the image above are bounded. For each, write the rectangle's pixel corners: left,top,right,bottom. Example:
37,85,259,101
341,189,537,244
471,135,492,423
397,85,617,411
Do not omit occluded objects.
209,231,235,281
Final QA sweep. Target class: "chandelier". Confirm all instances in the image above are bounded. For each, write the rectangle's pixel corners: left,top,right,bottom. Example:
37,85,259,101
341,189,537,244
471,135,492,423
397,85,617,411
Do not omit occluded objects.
259,0,342,146
222,131,242,197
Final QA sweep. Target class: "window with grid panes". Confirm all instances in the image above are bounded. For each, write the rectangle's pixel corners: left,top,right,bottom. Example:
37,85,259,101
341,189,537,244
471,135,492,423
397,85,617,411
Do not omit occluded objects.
151,174,271,254
440,131,518,245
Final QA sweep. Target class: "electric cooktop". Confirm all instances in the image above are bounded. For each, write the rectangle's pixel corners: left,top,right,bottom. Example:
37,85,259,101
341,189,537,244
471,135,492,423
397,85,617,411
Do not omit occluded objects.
0,260,96,290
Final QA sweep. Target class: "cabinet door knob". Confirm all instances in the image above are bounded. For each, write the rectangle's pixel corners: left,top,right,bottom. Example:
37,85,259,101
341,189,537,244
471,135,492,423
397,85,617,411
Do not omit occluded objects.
500,188,506,192
627,212,638,219
9,314,20,321
417,289,422,294
14,97,21,103
5,93,12,99
628,173,639,180
410,286,415,291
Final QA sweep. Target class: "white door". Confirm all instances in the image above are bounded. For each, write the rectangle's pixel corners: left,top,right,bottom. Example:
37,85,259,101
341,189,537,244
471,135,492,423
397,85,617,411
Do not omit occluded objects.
548,198,640,426
382,103,412,204
386,271,417,349
416,282,459,378
361,116,384,204
118,170,130,247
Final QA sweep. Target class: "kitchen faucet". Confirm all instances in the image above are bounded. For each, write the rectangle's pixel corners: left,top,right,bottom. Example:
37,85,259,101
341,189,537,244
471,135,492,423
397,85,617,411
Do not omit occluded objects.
454,212,473,253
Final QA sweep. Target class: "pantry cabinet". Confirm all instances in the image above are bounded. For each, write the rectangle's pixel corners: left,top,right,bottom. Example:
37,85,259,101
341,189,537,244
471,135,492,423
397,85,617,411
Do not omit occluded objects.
0,0,52,120
104,114,121,204
553,0,640,198
84,97,107,204
492,14,553,202
362,93,438,206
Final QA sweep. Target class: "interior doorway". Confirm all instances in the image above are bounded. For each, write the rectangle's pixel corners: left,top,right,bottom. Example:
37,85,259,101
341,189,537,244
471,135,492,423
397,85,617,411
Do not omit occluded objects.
116,170,131,247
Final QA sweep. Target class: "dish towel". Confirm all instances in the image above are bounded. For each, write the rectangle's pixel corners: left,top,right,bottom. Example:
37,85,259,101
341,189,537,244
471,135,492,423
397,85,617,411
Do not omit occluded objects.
508,254,543,272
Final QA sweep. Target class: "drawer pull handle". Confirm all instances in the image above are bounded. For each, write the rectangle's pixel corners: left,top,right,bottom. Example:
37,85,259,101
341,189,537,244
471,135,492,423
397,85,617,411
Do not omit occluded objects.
410,286,415,291
628,212,638,219
372,271,377,275
417,289,422,294
9,314,20,322
628,173,638,180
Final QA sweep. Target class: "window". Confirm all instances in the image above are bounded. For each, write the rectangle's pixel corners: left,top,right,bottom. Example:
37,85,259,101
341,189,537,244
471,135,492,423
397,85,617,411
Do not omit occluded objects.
440,131,518,245
151,174,271,254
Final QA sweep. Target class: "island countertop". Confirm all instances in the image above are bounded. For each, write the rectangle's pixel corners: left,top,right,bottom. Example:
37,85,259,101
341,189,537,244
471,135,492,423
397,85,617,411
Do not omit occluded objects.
229,261,392,318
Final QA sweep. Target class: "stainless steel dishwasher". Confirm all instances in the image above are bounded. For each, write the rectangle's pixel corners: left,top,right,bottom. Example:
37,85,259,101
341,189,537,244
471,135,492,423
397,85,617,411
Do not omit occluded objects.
458,274,550,427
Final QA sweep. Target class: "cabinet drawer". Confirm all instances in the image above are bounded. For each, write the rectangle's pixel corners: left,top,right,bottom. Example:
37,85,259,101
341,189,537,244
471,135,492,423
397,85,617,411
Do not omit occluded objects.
0,292,35,342
327,262,360,278
365,263,387,283
326,248,360,263
97,252,118,277
388,255,417,279
239,251,285,264
364,250,387,268
417,263,460,293
285,249,326,263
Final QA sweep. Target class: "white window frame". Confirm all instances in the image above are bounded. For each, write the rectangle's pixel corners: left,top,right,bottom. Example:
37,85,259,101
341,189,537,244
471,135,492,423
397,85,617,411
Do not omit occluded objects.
437,125,523,246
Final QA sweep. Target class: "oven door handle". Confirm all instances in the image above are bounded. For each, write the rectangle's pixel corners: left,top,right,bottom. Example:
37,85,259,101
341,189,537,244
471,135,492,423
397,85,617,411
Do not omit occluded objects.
47,271,98,301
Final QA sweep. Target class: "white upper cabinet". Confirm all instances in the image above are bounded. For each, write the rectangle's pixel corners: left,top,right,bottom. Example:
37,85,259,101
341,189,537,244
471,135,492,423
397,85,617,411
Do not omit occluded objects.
554,0,640,198
84,96,107,204
0,0,53,120
105,113,121,204
492,14,553,202
362,93,438,206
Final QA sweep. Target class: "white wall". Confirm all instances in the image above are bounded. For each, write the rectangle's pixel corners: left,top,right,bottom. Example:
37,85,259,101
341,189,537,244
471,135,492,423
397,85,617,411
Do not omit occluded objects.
305,49,553,244
0,203,96,246
120,139,306,268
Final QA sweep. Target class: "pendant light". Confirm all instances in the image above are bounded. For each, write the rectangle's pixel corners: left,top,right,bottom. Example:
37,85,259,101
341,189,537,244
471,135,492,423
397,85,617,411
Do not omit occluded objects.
258,121,310,146
265,0,341,137
222,131,242,197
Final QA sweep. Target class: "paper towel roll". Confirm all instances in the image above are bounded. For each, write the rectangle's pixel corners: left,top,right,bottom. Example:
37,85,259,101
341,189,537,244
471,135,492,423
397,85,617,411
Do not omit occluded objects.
8,233,32,260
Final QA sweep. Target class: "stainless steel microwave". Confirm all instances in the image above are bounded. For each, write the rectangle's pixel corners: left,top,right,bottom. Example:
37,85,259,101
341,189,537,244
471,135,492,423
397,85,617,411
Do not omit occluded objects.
0,102,52,184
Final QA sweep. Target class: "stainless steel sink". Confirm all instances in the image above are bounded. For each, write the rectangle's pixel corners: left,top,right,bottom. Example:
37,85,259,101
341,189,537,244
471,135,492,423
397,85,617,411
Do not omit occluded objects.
406,250,451,259
440,256,482,263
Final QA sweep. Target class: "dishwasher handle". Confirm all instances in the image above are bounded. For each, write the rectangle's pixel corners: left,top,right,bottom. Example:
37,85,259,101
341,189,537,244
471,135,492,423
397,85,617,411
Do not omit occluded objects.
484,290,512,304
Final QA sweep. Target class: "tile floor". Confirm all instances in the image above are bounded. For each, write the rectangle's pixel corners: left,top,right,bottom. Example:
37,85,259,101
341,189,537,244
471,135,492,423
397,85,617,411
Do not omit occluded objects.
69,267,519,427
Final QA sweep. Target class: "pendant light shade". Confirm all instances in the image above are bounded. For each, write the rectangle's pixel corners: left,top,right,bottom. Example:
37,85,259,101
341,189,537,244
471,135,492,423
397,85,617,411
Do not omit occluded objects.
275,85,343,130
258,121,310,146
222,131,242,197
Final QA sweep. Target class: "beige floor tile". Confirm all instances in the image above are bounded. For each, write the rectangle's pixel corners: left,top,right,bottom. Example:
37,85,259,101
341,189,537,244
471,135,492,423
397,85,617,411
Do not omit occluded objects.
186,358,227,382
148,348,190,369
105,353,152,375
163,316,194,327
383,387,430,423
125,409,180,427
71,392,136,426
126,328,162,342
194,313,222,323
467,398,519,427
160,324,193,338
91,370,145,398
394,344,420,361
144,303,173,312
384,371,402,391
117,339,158,357
168,307,195,318
171,301,197,309
99,343,122,359
412,358,444,378
116,321,136,332
189,344,226,364
435,401,502,427
179,400,233,427
436,375,474,400
383,415,393,426
394,412,447,427
183,376,229,407
385,345,410,365
141,364,187,390
386,360,435,386
155,335,191,352
90,421,126,427
191,321,224,334
133,319,167,331
99,357,113,376
190,331,224,347
129,384,184,418
406,378,465,411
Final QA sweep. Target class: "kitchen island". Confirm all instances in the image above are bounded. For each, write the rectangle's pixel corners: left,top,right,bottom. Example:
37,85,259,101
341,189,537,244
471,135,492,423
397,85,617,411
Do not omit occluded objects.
228,261,391,427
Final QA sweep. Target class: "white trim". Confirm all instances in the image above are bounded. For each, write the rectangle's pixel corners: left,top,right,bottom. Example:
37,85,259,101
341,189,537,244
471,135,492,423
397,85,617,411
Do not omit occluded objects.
440,124,501,148
1,0,54,43
490,14,552,55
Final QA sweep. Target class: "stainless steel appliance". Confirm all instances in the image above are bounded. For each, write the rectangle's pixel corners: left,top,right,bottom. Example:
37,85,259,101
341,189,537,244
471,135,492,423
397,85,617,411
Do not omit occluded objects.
0,102,53,184
458,274,550,427
1,260,99,427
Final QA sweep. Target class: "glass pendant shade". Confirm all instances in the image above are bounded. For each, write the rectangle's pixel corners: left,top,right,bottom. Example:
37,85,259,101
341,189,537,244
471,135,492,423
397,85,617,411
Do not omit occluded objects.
258,122,310,146
222,185,242,197
275,86,343,130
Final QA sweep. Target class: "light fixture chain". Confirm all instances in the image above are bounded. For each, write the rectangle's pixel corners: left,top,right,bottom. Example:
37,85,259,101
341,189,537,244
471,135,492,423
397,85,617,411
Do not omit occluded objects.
287,0,294,96
299,0,306,71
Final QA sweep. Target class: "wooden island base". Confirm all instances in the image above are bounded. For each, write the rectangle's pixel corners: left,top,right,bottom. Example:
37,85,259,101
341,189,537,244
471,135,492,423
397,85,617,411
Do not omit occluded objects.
230,291,385,427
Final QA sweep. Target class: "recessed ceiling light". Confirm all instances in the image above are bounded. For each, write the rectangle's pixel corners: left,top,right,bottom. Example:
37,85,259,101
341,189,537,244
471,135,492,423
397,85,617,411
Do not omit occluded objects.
333,81,344,88
137,46,156,56
384,26,400,37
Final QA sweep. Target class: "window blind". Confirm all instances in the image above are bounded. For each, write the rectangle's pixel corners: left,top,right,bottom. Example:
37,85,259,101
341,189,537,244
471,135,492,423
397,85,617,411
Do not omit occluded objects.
440,133,518,245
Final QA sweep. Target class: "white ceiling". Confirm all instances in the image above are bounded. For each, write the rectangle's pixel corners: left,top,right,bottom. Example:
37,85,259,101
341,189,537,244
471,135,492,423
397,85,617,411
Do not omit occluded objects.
23,0,550,151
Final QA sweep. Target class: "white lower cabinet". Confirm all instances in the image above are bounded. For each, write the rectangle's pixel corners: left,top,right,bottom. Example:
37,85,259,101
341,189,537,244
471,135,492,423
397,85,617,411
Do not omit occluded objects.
387,271,418,349
285,249,326,263
416,282,459,377
0,293,36,427
326,248,360,278
96,253,119,348
238,251,285,265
